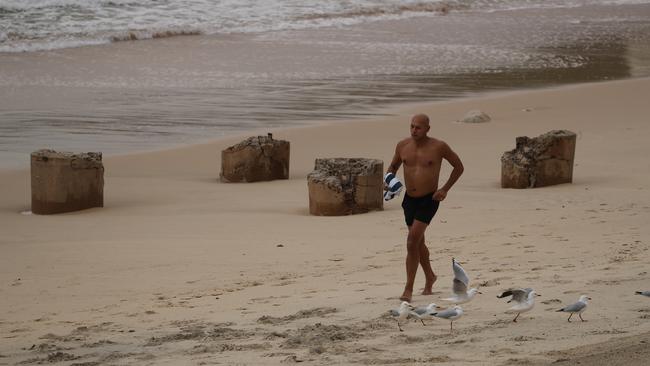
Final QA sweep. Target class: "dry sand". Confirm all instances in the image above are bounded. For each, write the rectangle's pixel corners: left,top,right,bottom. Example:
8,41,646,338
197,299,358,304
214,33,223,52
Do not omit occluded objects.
1,77,650,365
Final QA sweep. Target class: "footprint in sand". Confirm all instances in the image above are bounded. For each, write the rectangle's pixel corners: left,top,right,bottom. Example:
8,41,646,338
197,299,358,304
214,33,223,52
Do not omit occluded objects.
562,290,579,294
489,348,519,356
510,335,545,342
273,280,294,286
479,279,501,287
390,334,427,344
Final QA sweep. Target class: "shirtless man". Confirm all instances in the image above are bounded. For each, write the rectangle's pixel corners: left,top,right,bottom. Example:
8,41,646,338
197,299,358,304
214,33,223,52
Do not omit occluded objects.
387,114,464,302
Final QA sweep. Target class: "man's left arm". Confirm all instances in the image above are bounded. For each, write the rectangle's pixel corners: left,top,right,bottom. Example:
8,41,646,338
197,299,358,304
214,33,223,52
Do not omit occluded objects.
433,143,464,201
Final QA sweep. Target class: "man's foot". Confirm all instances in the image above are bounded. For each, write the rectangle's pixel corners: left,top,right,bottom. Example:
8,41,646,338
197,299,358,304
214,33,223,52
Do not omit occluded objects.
399,289,412,302
421,274,437,295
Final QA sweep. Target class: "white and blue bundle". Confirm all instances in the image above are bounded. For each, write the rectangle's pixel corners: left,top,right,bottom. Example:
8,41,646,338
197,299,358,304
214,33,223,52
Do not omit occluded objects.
384,172,403,201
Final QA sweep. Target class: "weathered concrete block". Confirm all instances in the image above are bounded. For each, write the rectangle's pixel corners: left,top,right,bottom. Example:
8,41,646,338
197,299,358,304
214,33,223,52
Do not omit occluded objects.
221,134,290,183
307,158,383,216
31,149,104,214
501,130,576,188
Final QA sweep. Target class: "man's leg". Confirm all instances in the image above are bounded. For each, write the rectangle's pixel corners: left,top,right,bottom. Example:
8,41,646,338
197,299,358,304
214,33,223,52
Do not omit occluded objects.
419,237,437,295
400,220,428,302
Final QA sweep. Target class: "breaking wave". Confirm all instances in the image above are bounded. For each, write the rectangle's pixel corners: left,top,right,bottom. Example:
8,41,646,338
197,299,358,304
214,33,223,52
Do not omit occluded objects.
109,29,203,43
294,2,460,21
1,0,649,52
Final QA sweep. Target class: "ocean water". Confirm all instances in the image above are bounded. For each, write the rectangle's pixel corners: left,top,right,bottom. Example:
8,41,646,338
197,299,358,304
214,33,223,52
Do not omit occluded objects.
2,0,650,53
1,0,650,167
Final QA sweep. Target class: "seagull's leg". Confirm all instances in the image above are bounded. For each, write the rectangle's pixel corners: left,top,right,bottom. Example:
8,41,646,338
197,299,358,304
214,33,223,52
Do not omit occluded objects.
450,321,453,332
579,313,585,322
567,313,573,322
397,320,403,332
513,312,520,322
420,319,426,326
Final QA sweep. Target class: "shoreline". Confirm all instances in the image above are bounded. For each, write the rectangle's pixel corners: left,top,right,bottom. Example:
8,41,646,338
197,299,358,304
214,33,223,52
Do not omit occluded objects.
1,75,644,174
1,77,650,365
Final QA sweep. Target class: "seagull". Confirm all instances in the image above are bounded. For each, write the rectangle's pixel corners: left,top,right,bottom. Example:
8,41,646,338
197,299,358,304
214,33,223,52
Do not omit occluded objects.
497,288,540,322
431,305,463,332
556,295,591,322
442,258,480,304
409,303,438,325
389,301,415,331
635,291,650,297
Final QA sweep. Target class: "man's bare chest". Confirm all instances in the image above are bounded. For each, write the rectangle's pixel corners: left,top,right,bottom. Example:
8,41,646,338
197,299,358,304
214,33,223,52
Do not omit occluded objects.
401,148,442,168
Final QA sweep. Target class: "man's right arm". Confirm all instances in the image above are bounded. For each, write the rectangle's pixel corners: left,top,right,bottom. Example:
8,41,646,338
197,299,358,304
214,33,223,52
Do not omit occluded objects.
387,144,402,174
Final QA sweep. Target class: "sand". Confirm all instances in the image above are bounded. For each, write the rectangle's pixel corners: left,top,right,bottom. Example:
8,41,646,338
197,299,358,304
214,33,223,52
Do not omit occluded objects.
1,77,649,365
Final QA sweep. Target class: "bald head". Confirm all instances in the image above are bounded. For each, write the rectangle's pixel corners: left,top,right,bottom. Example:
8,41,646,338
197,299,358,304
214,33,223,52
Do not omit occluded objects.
412,114,430,126
410,114,430,141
